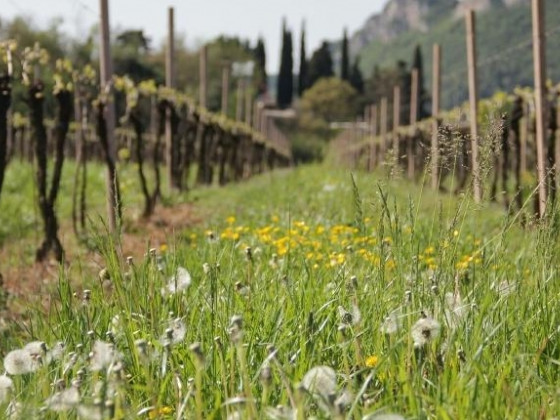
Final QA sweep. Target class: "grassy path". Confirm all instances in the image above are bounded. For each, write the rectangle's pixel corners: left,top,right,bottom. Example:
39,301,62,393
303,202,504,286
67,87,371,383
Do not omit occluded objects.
0,163,558,418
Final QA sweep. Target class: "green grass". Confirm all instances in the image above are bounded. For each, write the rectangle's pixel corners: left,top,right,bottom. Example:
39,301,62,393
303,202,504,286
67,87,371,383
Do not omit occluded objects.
0,161,558,419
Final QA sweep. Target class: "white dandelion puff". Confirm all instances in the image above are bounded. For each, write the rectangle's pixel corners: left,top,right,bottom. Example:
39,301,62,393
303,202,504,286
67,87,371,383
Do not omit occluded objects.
4,349,38,375
492,280,516,298
161,318,186,345
0,375,13,403
24,341,47,360
362,413,405,420
301,365,337,400
444,292,469,329
162,267,192,296
380,309,401,335
45,384,80,411
334,388,354,413
46,341,65,364
89,340,122,372
77,403,104,420
411,316,441,348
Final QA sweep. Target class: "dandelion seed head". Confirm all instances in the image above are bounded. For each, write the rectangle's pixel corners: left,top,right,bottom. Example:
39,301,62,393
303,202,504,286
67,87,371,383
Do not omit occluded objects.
161,267,191,296
4,348,38,375
380,310,401,335
45,385,80,412
0,375,13,403
46,341,65,364
89,340,121,372
301,365,337,399
411,316,441,347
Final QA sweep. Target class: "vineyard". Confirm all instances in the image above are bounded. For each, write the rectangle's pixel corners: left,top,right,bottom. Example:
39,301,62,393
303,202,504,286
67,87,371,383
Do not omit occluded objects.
0,0,560,419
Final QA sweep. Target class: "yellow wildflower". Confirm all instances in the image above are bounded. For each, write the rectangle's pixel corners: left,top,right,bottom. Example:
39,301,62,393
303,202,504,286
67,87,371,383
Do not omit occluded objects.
365,355,379,368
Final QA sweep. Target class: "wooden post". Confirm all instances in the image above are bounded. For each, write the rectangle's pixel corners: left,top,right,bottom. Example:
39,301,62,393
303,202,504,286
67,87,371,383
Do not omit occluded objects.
236,79,244,121
393,85,400,156
369,104,378,171
199,45,208,108
531,0,548,217
165,6,175,191
99,0,118,232
408,68,418,179
221,64,230,115
380,97,388,162
393,85,401,132
466,9,481,203
244,83,252,126
431,43,441,190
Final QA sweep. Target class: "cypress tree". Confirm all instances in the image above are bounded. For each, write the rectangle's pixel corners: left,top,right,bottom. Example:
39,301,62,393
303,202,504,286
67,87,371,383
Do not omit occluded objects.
308,41,334,88
298,21,308,97
277,19,294,108
412,44,428,120
253,37,267,96
341,28,350,81
349,56,364,94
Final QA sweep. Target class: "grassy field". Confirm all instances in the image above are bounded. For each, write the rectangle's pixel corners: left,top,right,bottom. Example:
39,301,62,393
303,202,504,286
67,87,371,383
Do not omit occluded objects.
0,162,558,419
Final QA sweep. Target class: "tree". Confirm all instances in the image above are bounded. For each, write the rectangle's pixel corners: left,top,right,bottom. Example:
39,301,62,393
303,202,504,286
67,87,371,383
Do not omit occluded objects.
299,77,358,131
113,30,158,82
412,44,429,120
308,41,334,88
298,21,309,97
276,19,294,108
253,37,267,96
341,28,350,81
349,56,364,95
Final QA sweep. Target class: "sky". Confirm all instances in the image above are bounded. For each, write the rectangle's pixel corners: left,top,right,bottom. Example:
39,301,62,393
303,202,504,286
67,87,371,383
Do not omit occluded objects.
2,0,386,73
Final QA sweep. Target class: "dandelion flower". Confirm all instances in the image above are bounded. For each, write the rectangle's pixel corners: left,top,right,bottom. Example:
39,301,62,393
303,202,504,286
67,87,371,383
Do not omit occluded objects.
161,318,186,345
47,341,65,364
89,340,122,371
411,316,441,348
301,366,337,400
444,292,468,329
365,355,379,368
380,310,401,335
362,413,405,420
4,349,37,375
338,304,361,329
0,375,13,403
24,341,47,361
162,267,191,296
45,384,80,411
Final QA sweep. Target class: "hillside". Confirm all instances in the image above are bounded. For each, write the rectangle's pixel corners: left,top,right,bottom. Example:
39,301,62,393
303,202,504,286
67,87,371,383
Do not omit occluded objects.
355,0,560,109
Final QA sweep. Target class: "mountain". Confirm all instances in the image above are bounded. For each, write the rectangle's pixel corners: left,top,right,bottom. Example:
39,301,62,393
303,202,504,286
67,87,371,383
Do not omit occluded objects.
352,0,559,109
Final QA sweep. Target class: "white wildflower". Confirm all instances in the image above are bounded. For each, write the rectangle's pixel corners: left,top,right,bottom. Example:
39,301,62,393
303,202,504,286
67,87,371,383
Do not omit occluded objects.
45,384,80,411
334,388,354,413
301,365,337,400
338,304,361,331
0,375,13,403
411,316,441,348
89,340,122,371
444,292,468,329
265,405,295,420
162,267,191,296
492,280,515,298
380,309,401,335
24,341,47,360
363,413,405,420
161,318,186,345
77,403,104,420
4,349,38,375
47,341,65,364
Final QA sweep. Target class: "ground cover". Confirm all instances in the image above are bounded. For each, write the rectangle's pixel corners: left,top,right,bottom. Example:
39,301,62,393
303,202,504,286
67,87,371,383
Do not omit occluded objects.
0,163,558,419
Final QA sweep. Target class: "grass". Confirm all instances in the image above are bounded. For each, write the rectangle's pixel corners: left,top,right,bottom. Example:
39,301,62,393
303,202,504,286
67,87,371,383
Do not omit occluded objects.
0,160,558,419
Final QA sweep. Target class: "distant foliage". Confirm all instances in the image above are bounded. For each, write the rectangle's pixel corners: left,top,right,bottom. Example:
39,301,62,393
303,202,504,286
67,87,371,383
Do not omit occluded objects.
298,23,309,97
299,77,358,131
341,28,350,81
276,20,294,109
308,42,334,89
